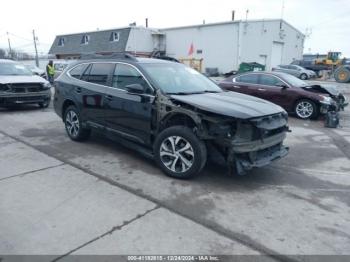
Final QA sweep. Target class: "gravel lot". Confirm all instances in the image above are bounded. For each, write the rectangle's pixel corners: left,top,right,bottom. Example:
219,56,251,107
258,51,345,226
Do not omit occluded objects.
0,80,349,261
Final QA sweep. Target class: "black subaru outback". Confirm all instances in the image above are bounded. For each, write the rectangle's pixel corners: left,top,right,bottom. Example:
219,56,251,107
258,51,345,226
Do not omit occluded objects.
54,54,289,178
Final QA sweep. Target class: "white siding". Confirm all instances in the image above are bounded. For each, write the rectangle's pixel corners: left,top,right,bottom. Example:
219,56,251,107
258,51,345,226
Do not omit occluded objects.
162,20,304,73
163,24,239,74
125,27,161,53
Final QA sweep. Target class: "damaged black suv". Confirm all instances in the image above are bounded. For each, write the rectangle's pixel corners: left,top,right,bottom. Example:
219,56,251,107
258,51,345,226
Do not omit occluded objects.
54,54,289,178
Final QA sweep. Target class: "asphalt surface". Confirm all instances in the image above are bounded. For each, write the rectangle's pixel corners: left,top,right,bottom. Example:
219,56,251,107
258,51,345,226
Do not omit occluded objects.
0,81,350,260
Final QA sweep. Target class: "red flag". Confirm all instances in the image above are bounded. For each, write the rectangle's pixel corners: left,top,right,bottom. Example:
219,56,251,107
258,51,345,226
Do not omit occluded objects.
188,42,194,56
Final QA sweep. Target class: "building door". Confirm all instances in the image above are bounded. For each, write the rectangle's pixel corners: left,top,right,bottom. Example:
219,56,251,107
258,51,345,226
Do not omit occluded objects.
271,42,284,69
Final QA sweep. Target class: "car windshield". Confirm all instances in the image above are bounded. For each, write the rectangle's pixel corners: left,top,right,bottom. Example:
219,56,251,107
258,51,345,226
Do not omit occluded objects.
281,73,308,87
0,63,33,76
142,63,222,94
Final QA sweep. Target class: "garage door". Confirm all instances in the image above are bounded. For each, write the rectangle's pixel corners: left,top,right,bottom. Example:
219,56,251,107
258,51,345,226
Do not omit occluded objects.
271,42,284,69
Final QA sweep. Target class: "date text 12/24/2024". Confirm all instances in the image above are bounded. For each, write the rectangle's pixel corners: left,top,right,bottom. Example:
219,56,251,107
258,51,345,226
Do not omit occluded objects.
127,255,220,261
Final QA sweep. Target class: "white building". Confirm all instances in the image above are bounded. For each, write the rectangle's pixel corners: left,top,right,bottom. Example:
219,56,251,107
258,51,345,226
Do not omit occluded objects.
162,19,305,73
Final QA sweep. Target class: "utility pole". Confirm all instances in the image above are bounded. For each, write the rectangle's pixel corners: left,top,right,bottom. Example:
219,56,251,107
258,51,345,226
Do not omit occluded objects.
32,29,39,67
6,32,12,59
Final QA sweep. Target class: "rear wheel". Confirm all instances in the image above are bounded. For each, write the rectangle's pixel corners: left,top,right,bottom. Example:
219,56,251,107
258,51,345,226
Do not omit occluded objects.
294,99,318,119
154,126,207,179
64,106,91,141
300,73,308,80
334,67,350,83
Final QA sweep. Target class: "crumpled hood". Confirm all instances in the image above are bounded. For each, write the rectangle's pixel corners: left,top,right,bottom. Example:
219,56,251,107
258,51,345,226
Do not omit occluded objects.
170,91,285,119
0,75,47,85
304,85,340,97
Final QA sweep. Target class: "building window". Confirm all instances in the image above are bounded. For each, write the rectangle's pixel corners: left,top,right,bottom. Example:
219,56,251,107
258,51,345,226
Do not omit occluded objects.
196,49,203,54
58,37,65,46
81,35,90,45
110,32,120,42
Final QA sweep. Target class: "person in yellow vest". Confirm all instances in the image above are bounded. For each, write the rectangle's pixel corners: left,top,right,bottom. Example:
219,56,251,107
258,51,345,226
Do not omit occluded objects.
46,60,55,84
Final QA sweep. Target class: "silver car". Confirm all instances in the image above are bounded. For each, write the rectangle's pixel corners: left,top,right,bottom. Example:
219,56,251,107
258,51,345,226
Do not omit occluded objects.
272,64,316,80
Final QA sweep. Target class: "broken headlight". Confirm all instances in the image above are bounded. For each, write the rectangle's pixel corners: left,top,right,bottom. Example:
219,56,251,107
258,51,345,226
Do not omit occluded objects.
319,95,333,105
0,84,10,92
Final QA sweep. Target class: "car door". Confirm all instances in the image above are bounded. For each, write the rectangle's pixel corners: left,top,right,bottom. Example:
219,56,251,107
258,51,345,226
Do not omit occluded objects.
256,74,291,109
103,63,154,145
79,62,115,128
222,73,260,96
287,65,300,77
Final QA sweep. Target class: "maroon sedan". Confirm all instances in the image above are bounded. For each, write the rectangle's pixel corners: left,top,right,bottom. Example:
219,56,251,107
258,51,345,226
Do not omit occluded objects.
219,72,348,119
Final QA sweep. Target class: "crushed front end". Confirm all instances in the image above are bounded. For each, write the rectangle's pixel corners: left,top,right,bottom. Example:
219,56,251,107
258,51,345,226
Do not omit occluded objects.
208,111,290,175
0,83,51,106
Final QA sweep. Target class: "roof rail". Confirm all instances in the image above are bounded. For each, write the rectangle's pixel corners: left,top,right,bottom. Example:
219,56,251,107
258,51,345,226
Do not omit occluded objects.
79,52,138,61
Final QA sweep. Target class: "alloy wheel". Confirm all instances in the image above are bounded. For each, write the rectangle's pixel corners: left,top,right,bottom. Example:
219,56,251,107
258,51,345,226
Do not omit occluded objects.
296,101,313,118
160,136,194,173
65,110,80,137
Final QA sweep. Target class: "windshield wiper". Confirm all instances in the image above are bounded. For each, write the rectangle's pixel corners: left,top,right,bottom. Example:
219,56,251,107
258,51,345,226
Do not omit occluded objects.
167,90,221,95
167,91,205,95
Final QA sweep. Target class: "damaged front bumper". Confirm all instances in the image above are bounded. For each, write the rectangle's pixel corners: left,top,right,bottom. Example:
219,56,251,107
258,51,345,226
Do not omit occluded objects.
227,131,289,175
0,91,51,106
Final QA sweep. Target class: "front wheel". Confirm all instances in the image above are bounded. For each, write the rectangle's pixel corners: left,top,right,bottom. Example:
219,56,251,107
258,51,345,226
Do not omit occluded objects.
64,106,91,141
154,126,207,179
294,99,318,119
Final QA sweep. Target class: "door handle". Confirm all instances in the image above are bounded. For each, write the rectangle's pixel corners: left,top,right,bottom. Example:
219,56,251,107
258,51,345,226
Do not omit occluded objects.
258,88,266,91
233,85,241,88
105,95,113,100
75,87,82,93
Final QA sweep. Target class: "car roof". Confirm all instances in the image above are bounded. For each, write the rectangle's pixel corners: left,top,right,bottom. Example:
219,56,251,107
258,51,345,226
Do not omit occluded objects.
235,71,293,80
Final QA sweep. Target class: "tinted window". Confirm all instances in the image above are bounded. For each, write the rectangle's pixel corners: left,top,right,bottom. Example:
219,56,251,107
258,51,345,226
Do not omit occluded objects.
112,64,150,92
69,64,88,79
87,63,113,85
236,74,259,84
259,75,284,86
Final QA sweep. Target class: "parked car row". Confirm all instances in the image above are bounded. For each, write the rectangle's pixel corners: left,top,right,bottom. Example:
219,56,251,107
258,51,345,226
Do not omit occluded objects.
1,56,347,179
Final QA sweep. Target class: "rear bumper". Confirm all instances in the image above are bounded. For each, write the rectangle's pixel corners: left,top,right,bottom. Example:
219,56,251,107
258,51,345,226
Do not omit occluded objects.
0,90,51,106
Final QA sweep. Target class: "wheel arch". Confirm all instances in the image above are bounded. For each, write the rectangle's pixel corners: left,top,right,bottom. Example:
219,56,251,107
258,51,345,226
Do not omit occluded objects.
61,99,77,120
159,113,198,132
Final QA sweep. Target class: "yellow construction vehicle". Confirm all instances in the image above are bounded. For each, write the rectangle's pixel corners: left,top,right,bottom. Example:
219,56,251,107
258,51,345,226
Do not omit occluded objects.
315,51,342,66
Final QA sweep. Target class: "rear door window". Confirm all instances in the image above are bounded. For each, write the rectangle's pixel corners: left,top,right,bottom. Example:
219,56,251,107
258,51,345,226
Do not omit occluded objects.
259,75,285,87
236,74,259,84
87,63,114,86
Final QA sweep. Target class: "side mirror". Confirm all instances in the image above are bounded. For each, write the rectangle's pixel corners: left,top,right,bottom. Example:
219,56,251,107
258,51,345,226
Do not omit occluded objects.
276,83,288,89
125,83,145,93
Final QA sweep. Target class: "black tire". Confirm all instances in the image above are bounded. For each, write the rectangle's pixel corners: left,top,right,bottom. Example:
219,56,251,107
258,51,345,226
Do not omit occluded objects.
154,126,207,179
64,105,91,141
39,99,50,108
300,73,308,80
294,99,319,120
334,67,350,83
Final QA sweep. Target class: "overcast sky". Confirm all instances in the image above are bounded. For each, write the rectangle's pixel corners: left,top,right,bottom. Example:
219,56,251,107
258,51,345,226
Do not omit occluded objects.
0,0,349,57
